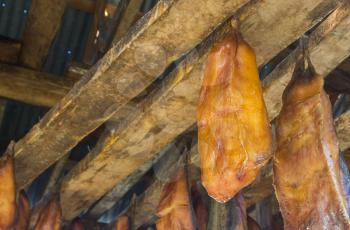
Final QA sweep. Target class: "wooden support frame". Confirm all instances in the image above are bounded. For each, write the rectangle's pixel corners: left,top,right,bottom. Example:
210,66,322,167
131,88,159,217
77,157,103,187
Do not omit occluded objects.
14,0,249,191
59,0,344,220
0,37,21,64
0,63,76,107
20,0,68,70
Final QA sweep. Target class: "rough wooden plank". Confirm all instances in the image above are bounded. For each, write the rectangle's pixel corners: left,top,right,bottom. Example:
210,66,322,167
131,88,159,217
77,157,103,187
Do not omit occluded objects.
20,0,68,70
0,63,76,107
83,0,106,65
263,2,350,120
112,0,144,44
0,37,21,64
14,0,249,191
68,0,95,12
336,111,350,151
60,0,340,220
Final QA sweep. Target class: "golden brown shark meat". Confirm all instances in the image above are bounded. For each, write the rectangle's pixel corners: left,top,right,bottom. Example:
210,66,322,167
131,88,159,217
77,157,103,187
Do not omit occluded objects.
198,29,272,202
34,197,62,230
114,216,129,230
156,168,195,230
273,44,350,229
0,152,16,229
247,216,261,230
14,191,30,230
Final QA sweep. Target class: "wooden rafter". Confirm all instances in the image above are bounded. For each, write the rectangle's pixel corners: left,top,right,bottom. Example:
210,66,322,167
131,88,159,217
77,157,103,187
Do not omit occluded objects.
0,37,21,64
20,0,68,70
0,63,76,107
59,0,343,220
14,0,249,192
112,0,144,44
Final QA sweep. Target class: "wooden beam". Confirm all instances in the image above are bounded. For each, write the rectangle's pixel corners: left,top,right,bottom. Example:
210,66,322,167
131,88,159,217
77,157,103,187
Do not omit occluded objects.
14,0,249,191
68,0,95,13
83,0,106,65
0,37,21,64
263,3,350,120
20,0,68,70
112,0,144,44
0,63,76,107
59,0,341,220
336,111,350,152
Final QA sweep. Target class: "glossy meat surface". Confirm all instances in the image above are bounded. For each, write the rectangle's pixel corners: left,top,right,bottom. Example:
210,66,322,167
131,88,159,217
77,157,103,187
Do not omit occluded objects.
273,54,350,229
198,30,272,202
0,153,16,229
156,168,195,230
114,216,129,230
14,191,30,230
34,197,62,230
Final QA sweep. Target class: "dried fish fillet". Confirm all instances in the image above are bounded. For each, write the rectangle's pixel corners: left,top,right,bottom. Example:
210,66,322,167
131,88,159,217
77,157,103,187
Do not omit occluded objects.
0,152,16,229
34,197,62,230
198,30,272,202
156,168,195,230
273,46,350,229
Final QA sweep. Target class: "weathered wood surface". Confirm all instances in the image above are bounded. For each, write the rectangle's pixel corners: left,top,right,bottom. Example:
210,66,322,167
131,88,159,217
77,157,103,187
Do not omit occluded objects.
14,0,249,191
87,138,188,218
263,2,350,120
112,0,144,44
60,0,341,220
336,111,350,152
20,0,68,70
0,63,76,107
0,37,21,64
83,0,106,65
68,0,95,12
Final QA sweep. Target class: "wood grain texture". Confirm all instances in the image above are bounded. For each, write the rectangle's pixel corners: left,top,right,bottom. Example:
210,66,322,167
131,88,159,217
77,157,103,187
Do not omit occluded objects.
263,2,350,120
112,0,143,43
0,63,76,107
14,0,248,191
20,0,68,69
336,111,350,152
60,0,340,220
0,37,21,64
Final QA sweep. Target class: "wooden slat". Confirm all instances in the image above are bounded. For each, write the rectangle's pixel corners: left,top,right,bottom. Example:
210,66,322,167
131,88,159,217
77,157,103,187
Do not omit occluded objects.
112,0,144,44
14,0,249,191
336,111,350,152
68,0,95,12
20,0,68,70
60,0,341,220
0,37,21,64
263,2,350,120
0,63,76,107
83,0,106,65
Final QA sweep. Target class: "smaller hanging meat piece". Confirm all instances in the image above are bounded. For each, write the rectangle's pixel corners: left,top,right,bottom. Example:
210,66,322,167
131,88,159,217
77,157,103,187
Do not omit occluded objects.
156,167,195,230
273,39,350,229
70,218,84,230
114,216,130,230
247,216,261,230
34,197,62,230
14,191,30,230
0,148,16,230
197,29,272,202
